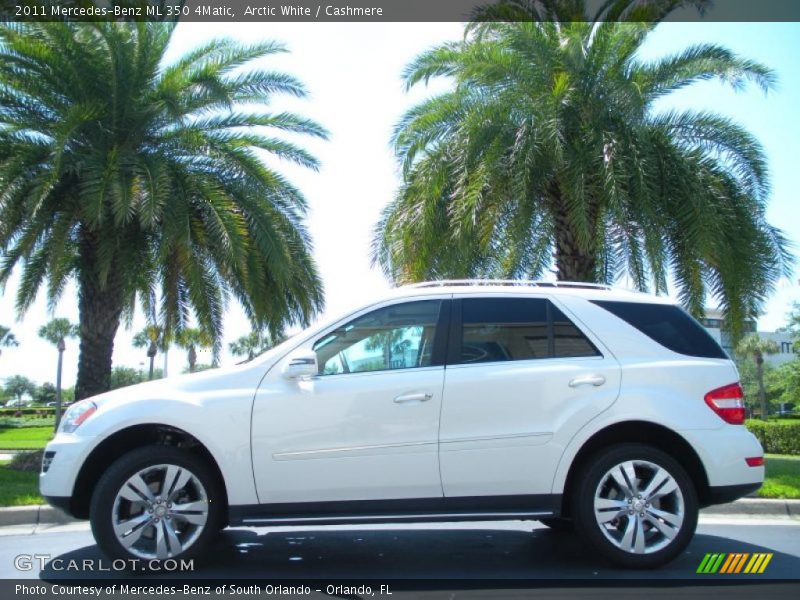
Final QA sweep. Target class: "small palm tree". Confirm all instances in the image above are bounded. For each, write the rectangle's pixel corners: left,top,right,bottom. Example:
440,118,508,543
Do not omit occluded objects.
0,325,19,358
229,329,286,362
38,318,78,431
4,374,37,404
132,325,165,381
175,328,213,373
736,334,780,419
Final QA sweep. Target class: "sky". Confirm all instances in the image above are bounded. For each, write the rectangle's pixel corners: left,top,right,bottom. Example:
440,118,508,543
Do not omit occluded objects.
1,21,798,388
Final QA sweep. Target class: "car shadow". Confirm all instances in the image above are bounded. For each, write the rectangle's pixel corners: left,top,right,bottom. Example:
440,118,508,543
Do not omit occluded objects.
39,524,800,584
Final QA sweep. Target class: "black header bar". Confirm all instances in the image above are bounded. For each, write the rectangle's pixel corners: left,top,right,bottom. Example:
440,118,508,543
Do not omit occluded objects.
2,0,800,23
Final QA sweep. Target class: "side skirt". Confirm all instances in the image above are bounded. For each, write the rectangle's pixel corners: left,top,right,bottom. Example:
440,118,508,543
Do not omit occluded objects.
228,494,561,527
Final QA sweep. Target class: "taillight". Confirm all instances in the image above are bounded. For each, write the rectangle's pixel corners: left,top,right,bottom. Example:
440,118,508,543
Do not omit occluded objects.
746,457,764,467
704,382,745,425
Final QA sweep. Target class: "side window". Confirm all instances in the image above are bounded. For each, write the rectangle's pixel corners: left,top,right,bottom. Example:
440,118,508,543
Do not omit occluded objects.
461,298,549,363
313,301,441,375
591,300,728,359
552,304,600,358
458,298,599,364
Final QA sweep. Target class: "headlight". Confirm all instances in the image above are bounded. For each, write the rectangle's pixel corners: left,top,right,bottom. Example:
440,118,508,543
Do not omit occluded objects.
59,401,97,433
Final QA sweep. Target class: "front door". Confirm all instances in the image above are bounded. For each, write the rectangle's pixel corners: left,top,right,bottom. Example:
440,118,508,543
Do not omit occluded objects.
251,298,449,504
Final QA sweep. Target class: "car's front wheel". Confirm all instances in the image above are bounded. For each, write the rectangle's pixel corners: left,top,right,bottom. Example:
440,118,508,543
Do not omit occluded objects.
90,446,224,566
572,443,698,569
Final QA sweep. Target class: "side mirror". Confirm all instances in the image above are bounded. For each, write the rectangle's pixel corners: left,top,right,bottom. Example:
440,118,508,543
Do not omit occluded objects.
281,349,318,380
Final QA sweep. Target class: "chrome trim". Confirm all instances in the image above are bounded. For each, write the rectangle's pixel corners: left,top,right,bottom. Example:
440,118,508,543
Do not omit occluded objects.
241,511,554,524
439,432,551,444
273,440,436,461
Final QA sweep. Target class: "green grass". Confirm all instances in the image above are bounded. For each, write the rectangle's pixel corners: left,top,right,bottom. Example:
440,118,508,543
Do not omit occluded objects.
758,454,800,499
0,426,53,450
0,467,42,506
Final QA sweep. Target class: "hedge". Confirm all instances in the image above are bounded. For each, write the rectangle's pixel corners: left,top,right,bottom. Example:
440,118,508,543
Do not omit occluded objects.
0,408,55,417
746,419,800,455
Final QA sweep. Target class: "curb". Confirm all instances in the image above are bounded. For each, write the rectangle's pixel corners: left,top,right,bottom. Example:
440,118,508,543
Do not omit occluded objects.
0,505,77,527
0,498,797,528
701,497,800,518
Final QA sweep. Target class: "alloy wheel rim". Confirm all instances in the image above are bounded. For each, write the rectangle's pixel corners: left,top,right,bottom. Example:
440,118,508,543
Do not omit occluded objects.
593,459,685,555
111,463,208,560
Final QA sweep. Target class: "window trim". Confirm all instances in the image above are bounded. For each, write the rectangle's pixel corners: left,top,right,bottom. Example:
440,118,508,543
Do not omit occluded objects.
312,298,451,377
446,296,602,367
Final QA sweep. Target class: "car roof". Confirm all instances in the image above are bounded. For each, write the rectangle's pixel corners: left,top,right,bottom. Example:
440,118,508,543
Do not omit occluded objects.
382,280,676,304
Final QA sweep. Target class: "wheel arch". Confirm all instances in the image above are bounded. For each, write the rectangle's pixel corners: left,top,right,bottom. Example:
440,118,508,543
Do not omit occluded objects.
69,423,229,521
557,420,712,517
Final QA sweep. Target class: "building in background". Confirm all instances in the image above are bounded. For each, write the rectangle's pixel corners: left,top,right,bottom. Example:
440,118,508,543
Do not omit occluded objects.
701,308,798,366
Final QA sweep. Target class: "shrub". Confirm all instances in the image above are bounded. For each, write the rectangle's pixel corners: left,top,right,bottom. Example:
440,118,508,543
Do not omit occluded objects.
0,408,55,417
7,449,44,472
0,417,55,428
746,419,800,455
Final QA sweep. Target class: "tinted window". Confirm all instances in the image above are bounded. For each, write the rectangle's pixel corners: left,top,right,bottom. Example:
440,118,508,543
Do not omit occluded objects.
313,301,441,375
458,298,599,364
592,301,727,359
552,305,600,358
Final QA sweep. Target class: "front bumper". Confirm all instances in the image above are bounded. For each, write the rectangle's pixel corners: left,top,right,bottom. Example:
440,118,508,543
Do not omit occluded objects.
42,495,74,515
39,433,95,513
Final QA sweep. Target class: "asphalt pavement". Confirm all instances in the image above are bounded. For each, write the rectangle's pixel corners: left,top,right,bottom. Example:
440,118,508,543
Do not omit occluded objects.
0,516,798,587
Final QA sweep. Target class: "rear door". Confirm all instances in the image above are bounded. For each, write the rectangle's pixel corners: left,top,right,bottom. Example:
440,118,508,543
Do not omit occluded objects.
438,294,621,498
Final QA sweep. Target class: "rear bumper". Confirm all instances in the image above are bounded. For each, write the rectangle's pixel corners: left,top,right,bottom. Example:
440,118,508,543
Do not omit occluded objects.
702,482,762,508
680,427,764,487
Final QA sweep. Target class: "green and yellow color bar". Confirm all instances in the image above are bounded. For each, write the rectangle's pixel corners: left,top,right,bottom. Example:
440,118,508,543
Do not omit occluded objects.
696,552,773,574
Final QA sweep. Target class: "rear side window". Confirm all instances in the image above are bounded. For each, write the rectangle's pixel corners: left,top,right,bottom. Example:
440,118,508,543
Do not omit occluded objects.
591,301,727,359
458,298,600,364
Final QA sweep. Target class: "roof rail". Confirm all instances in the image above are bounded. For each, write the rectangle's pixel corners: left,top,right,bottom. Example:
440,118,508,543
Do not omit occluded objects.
401,279,614,291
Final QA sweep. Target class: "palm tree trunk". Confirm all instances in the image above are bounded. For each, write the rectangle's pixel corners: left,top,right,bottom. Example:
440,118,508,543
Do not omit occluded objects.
75,232,125,400
553,210,597,282
188,346,197,373
756,352,767,420
54,348,64,432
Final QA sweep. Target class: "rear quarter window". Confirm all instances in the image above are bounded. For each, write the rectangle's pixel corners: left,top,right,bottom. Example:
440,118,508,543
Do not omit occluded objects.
591,300,728,360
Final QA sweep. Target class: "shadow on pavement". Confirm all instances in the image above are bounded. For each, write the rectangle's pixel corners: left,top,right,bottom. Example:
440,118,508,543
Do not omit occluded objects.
38,524,800,585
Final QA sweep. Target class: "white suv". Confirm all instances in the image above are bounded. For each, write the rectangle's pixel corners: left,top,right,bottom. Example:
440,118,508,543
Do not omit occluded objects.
41,281,764,569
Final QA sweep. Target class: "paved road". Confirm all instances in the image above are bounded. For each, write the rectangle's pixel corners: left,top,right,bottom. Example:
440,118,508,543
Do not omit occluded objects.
1,515,799,586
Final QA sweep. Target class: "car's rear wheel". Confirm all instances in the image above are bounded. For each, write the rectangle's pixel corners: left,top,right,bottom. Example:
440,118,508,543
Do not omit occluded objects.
90,446,223,566
572,443,698,569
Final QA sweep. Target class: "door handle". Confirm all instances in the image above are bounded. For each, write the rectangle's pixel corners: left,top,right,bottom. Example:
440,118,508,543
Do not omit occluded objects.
569,375,606,388
393,392,433,404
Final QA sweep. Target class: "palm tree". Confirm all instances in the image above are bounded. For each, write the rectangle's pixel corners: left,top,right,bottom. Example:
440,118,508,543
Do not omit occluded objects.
374,0,791,339
132,325,164,381
175,328,213,373
736,334,779,420
229,328,286,362
0,325,19,358
4,374,36,404
0,21,326,401
38,318,78,431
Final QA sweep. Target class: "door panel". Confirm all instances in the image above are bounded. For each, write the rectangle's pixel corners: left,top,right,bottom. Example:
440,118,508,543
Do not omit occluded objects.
251,298,448,503
439,295,621,497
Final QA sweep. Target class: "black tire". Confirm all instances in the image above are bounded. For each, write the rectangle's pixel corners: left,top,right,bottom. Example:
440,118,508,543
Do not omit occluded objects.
90,445,224,567
571,443,698,569
538,518,575,532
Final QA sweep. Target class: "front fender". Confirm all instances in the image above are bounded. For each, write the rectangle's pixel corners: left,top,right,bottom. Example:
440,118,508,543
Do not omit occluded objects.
74,390,258,505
